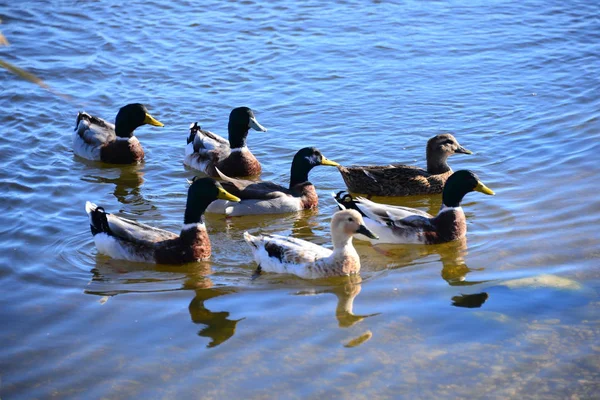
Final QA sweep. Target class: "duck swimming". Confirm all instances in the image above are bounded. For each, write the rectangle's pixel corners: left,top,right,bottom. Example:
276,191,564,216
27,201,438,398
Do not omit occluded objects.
244,209,378,279
85,178,240,264
204,147,339,216
337,133,472,196
73,103,164,164
333,170,494,244
184,107,267,178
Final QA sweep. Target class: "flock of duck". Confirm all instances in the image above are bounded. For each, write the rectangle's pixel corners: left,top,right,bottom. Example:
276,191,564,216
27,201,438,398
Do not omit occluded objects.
74,104,495,279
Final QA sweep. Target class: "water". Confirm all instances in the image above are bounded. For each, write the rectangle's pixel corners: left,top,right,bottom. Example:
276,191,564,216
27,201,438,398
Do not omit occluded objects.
1,0,599,398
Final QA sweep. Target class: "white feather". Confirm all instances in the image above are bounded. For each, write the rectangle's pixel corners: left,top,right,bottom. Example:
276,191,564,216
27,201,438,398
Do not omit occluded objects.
93,233,154,263
72,129,102,161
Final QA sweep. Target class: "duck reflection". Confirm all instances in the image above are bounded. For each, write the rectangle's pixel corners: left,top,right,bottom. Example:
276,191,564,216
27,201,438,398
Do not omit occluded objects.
81,164,145,205
186,285,243,348
376,237,490,308
295,275,379,328
86,260,243,347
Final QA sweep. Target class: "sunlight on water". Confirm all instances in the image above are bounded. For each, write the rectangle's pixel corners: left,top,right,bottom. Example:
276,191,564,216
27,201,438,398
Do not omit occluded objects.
0,0,599,398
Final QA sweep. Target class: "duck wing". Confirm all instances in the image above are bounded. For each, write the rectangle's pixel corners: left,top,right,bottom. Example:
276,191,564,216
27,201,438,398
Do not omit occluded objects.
244,232,332,264
216,168,290,200
188,123,229,153
355,197,432,225
75,111,116,146
353,164,430,183
86,202,178,245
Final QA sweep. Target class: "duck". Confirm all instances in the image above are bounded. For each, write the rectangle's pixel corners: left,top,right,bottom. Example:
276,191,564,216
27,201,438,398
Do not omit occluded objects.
204,147,340,216
85,177,240,264
337,133,472,196
243,209,378,279
73,103,164,164
184,107,267,178
333,170,494,244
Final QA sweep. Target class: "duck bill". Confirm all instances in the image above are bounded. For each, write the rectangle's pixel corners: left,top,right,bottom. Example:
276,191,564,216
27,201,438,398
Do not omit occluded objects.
249,116,267,132
455,145,472,155
475,181,495,195
356,224,378,240
144,113,164,127
217,187,241,202
321,156,340,167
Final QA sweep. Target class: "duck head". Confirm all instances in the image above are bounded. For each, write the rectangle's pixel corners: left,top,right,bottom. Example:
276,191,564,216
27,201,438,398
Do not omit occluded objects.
442,170,494,208
289,147,340,188
115,103,163,138
331,209,378,247
227,107,267,149
426,133,472,174
184,177,240,224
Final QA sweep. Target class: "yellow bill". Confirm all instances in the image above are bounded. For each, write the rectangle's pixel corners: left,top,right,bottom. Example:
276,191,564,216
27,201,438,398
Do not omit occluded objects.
217,187,241,202
144,113,164,127
475,181,495,195
321,156,340,167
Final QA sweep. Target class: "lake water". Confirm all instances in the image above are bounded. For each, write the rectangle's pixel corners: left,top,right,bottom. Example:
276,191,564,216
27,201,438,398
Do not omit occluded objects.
1,0,599,398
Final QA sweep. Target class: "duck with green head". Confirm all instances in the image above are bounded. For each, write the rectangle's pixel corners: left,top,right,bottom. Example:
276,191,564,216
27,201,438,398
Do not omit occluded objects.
205,147,339,216
85,177,240,264
184,107,267,178
73,103,164,164
337,133,472,196
333,170,494,244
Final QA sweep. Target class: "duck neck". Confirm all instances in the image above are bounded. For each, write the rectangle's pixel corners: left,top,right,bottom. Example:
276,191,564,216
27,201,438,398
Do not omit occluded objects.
332,233,354,251
183,196,210,225
426,148,451,174
115,120,137,139
228,123,249,149
289,161,314,189
440,188,466,209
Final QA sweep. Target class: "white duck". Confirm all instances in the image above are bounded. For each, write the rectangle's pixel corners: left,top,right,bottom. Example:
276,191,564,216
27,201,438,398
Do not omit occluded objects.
243,209,378,279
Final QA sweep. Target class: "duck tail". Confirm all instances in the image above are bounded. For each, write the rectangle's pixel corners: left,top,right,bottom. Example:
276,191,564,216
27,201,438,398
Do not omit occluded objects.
243,231,261,249
187,122,201,144
75,111,91,130
85,201,112,236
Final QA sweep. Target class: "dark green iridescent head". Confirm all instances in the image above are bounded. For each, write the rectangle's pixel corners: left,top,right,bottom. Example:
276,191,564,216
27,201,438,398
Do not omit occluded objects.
184,177,240,224
227,107,267,148
442,170,495,208
289,147,340,188
114,103,163,138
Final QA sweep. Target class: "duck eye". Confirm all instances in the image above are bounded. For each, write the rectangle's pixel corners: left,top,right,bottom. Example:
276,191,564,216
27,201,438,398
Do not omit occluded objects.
347,217,353,222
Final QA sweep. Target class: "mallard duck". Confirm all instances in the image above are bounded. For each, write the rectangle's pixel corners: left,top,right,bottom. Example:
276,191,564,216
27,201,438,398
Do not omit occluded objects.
184,107,267,178
337,133,472,196
204,147,339,216
85,178,240,264
244,209,378,279
73,103,164,164
333,170,494,244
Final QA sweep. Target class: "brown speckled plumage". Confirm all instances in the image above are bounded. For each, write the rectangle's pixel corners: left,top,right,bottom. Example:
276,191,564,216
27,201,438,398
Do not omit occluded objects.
338,133,471,197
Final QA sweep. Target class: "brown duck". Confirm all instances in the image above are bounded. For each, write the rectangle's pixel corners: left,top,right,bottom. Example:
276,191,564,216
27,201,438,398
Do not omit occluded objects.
337,133,472,196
